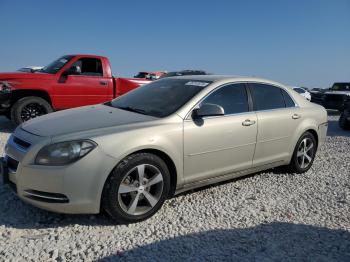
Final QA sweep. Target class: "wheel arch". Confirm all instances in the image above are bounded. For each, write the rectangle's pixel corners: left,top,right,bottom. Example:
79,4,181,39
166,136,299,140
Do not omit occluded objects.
11,89,52,105
287,122,320,165
131,149,178,197
102,148,178,202
305,128,319,149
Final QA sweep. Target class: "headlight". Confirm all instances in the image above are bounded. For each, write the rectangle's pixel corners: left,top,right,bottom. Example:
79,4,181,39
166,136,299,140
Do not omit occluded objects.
35,140,97,166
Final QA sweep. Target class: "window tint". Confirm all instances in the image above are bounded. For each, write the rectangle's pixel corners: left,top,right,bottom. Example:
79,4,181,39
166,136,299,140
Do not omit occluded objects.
72,58,103,76
250,83,285,110
201,83,249,115
281,89,296,107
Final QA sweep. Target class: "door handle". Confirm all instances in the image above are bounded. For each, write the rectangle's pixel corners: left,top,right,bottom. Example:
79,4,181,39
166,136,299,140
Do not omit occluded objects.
292,114,301,119
242,119,256,126
100,81,107,86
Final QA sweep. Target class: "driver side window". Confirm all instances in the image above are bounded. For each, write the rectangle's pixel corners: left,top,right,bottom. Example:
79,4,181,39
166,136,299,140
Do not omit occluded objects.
71,58,103,76
201,83,249,115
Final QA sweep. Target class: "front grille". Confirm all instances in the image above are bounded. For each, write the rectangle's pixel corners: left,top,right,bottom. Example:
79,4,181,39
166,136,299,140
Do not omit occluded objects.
324,94,346,103
13,136,31,150
6,156,19,172
24,190,69,203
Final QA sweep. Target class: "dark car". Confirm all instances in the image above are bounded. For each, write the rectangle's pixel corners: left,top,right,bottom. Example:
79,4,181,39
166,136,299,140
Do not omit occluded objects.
160,70,208,78
339,103,350,130
311,83,350,111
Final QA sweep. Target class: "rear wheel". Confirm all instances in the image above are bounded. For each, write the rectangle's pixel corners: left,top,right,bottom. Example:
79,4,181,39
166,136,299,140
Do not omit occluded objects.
10,96,53,125
339,110,350,130
287,132,317,173
102,153,170,223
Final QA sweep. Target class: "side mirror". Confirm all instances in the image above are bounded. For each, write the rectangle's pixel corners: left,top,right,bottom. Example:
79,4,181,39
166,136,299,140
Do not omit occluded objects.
64,65,81,76
192,103,224,119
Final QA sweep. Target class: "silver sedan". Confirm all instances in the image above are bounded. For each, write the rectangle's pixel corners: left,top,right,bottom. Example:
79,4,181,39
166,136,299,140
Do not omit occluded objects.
0,76,328,223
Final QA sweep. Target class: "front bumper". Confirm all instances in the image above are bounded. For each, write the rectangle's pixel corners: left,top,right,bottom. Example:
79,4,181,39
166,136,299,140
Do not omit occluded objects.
2,129,117,214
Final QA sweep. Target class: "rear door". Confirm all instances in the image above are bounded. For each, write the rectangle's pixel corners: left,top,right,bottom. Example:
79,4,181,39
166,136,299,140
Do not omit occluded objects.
248,83,301,166
53,57,112,109
183,83,258,184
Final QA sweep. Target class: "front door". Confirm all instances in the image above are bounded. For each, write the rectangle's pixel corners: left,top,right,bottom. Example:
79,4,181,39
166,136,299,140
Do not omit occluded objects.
184,83,258,184
53,57,112,109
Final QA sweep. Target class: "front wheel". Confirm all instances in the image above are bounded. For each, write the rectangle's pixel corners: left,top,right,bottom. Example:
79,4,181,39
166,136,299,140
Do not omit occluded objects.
287,132,317,173
102,153,170,223
11,96,53,125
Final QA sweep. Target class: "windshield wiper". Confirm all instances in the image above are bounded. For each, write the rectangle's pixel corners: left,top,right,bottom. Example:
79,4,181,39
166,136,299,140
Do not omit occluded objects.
116,106,148,115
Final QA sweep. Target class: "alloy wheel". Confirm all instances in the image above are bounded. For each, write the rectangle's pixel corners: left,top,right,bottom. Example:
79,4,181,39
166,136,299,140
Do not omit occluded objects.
297,138,315,169
117,164,164,216
21,103,47,122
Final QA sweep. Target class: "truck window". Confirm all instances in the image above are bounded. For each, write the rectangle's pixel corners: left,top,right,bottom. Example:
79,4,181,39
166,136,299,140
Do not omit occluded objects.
72,58,103,76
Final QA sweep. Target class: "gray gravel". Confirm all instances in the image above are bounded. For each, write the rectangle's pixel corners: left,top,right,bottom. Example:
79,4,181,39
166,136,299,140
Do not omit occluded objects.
0,115,349,261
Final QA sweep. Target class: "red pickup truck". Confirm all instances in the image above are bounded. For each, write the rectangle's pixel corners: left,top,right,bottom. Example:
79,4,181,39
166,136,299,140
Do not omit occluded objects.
0,54,151,124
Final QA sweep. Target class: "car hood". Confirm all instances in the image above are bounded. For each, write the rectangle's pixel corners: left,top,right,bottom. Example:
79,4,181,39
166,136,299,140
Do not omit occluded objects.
0,72,53,81
21,104,158,137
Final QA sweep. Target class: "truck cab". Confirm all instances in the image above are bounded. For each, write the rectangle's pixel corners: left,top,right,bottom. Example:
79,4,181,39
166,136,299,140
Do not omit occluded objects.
311,82,350,111
0,54,150,124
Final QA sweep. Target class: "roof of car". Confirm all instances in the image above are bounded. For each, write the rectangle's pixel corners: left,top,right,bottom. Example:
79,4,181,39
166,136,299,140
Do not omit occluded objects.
167,75,286,86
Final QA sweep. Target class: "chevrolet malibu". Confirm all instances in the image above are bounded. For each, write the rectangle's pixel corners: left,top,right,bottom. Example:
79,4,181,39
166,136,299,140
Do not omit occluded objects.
0,76,328,223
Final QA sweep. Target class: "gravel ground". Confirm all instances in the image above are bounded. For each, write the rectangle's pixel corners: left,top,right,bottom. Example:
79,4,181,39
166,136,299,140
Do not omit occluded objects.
0,115,349,261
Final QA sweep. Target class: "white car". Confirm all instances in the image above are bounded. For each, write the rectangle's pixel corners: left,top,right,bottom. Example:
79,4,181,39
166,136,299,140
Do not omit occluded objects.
17,66,43,73
293,87,311,101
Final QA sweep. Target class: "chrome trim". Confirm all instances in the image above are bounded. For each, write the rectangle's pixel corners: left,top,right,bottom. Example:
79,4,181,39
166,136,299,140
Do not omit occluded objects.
8,135,31,153
184,111,256,122
23,190,69,201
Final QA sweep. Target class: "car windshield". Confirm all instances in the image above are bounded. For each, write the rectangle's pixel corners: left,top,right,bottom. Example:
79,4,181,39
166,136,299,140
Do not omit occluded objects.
331,83,350,91
38,55,74,74
109,78,212,118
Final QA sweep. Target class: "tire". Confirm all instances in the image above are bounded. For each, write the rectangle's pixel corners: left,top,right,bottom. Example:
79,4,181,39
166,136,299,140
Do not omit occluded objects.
102,153,170,223
339,110,350,130
287,132,317,174
10,96,53,125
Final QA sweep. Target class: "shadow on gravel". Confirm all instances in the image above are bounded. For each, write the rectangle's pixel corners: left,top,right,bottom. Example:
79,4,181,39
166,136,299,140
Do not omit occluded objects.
97,222,350,261
0,116,16,133
327,120,350,137
0,181,117,228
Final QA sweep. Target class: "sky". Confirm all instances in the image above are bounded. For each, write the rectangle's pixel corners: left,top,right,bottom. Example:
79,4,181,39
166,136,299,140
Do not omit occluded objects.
0,0,349,88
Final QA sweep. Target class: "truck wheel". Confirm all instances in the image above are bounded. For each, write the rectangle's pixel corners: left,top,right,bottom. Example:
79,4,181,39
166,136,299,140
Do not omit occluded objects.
102,153,170,223
11,96,53,125
339,110,350,130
